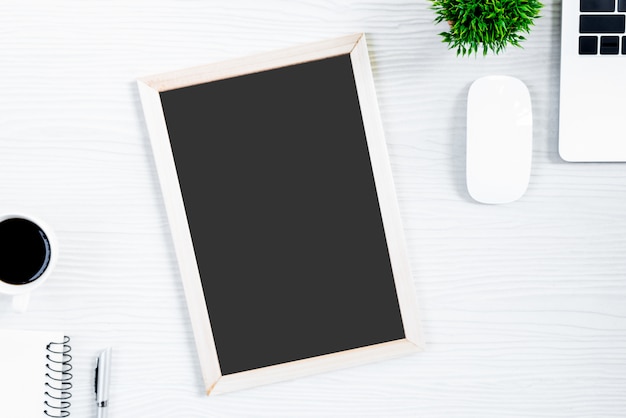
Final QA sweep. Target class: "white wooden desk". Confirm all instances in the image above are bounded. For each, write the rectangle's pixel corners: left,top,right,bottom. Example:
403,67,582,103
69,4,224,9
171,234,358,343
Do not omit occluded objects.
2,1,626,416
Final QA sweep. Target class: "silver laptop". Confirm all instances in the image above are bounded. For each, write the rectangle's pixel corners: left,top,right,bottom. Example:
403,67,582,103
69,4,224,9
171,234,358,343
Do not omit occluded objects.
560,0,626,161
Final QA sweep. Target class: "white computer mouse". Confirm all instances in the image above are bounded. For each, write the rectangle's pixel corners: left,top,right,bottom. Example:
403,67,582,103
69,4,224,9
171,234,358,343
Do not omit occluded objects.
466,75,533,204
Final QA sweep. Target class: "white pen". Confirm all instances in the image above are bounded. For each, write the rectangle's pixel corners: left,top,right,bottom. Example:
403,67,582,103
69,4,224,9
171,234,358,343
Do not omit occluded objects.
95,347,112,418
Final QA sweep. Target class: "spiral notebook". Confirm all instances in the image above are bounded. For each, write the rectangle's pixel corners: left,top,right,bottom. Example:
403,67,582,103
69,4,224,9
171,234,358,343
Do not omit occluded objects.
0,329,73,418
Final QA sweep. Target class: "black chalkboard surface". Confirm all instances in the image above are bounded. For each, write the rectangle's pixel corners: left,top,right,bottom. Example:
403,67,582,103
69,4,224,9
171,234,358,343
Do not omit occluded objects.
138,34,422,395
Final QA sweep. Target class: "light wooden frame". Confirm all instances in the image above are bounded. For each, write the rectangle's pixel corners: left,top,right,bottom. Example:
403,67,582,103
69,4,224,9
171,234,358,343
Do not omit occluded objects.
137,33,423,396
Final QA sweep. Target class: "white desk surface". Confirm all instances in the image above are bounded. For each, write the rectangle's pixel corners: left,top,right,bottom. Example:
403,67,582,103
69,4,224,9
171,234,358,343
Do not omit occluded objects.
2,1,626,417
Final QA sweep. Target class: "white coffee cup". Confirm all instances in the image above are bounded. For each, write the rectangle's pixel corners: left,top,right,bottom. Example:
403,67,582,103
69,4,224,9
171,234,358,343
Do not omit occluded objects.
0,214,58,312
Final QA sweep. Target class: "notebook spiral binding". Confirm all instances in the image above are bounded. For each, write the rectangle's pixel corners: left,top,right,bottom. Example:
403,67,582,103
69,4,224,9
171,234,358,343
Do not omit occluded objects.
44,336,73,418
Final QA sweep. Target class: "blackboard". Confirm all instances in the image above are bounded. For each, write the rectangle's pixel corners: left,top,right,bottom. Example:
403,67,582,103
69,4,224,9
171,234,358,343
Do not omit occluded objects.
138,34,422,395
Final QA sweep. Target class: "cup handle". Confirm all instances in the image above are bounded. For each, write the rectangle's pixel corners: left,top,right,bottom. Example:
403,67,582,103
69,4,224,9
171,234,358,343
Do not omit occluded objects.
12,293,30,313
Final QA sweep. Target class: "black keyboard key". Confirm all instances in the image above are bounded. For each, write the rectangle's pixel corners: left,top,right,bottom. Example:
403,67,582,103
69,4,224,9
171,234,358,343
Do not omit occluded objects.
581,0,615,12
622,36,626,53
619,0,626,11
600,35,620,53
580,36,599,53
580,15,626,33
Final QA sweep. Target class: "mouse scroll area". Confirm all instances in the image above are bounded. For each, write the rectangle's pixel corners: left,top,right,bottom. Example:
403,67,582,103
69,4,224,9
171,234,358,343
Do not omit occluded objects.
466,75,533,204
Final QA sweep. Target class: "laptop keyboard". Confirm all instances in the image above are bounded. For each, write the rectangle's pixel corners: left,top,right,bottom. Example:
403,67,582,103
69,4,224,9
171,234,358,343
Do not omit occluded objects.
579,0,626,54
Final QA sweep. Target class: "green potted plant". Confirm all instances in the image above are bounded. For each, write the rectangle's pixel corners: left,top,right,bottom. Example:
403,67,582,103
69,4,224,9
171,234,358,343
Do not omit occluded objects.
430,0,543,56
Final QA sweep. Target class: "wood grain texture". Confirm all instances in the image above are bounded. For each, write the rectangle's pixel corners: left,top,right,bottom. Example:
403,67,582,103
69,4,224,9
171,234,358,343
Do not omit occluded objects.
2,0,626,416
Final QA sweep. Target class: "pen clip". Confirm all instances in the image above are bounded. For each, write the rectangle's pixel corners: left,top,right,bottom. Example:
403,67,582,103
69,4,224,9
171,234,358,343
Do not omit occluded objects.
94,356,99,398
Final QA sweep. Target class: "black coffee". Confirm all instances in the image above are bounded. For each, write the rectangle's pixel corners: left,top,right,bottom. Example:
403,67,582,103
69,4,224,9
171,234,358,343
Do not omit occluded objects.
0,218,51,285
